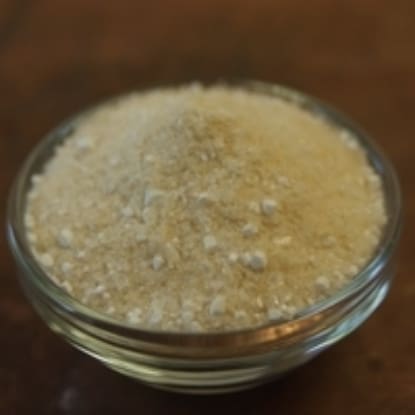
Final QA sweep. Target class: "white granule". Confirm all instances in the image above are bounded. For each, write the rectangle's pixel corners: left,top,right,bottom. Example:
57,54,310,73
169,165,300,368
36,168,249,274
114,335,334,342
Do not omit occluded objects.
209,295,226,316
109,156,120,166
57,228,73,249
273,236,292,247
60,281,73,294
234,310,248,320
120,206,134,218
136,229,147,243
203,235,218,253
261,199,278,216
256,296,264,309
248,201,261,214
181,309,194,325
242,223,258,237
244,251,268,272
75,137,93,153
267,307,283,321
61,262,73,274
148,307,163,325
277,176,290,187
126,308,142,324
25,84,387,332
25,213,34,228
321,235,337,248
339,130,359,150
144,154,155,163
315,276,331,293
27,232,37,244
348,265,359,276
144,188,164,207
228,252,239,263
152,255,165,271
31,174,42,185
39,253,54,268
195,192,211,206
76,251,86,259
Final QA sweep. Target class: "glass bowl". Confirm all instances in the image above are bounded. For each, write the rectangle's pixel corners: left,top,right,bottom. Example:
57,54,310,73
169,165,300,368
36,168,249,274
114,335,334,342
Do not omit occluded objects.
7,82,402,394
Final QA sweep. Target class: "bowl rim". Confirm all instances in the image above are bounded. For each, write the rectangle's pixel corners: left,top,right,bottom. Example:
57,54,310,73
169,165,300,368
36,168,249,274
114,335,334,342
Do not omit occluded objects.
6,80,403,346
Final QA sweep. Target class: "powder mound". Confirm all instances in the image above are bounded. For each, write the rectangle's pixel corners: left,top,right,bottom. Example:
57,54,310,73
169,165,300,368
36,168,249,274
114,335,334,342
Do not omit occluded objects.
26,84,387,332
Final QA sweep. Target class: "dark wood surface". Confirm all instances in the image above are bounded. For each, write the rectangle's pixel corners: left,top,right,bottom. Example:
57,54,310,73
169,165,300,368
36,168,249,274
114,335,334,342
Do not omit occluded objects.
1,1,414,413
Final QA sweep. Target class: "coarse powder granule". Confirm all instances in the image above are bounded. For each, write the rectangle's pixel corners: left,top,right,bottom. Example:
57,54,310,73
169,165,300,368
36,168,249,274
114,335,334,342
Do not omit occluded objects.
25,84,387,332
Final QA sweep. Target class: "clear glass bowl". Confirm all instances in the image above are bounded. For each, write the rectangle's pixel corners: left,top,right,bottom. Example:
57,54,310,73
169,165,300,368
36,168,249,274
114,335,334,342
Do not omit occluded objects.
7,82,402,394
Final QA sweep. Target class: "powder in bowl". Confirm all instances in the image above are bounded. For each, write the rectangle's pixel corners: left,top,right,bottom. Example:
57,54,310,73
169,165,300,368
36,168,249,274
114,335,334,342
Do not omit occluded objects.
25,84,387,332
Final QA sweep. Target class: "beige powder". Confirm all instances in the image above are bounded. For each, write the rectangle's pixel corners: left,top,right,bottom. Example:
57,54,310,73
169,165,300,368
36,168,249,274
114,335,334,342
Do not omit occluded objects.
25,84,387,332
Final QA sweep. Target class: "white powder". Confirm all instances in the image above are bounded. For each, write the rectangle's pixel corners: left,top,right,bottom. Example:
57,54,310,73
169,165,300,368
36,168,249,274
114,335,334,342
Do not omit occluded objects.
26,84,387,332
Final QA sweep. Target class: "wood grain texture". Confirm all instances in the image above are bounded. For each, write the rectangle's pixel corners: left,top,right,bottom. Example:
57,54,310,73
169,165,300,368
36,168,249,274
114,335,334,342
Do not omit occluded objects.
1,1,414,413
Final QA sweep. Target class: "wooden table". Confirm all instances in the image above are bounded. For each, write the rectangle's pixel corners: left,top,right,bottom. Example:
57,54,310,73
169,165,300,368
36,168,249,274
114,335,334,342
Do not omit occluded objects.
1,1,414,413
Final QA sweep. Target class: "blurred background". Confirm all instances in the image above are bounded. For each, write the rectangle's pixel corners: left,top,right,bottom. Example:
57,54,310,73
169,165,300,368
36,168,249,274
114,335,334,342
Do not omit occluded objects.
1,1,414,414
